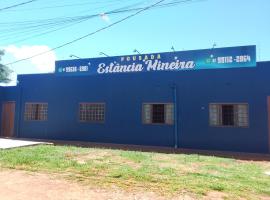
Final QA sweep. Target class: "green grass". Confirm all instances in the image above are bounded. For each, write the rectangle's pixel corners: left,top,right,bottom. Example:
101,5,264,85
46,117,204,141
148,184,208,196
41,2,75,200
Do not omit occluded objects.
0,145,270,199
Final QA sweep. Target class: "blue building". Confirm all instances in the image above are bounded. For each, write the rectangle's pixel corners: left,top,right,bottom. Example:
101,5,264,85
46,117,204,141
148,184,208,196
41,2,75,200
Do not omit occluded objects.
1,45,270,153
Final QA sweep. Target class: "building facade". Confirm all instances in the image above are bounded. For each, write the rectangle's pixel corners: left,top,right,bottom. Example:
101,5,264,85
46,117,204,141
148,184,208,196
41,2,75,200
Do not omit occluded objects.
1,45,270,153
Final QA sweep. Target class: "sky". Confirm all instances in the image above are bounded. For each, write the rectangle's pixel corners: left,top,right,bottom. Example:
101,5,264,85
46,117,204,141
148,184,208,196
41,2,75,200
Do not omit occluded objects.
0,0,270,85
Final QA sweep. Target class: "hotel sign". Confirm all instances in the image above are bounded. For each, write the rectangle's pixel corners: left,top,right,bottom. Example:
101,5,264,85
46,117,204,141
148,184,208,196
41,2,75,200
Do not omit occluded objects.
55,45,256,76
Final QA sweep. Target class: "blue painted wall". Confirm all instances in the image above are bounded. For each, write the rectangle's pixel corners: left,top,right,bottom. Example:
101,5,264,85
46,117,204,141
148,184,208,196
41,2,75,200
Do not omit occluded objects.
1,61,270,153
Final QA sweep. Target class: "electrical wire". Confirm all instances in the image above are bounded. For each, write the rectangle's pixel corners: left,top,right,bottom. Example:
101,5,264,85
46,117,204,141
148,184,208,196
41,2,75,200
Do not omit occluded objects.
0,1,144,34
4,0,166,66
0,0,198,44
0,0,128,13
0,2,140,43
3,0,125,11
0,0,38,12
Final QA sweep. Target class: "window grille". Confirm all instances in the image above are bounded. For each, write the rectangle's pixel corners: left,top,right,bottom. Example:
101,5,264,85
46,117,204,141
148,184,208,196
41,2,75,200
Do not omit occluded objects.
79,103,105,122
24,103,48,121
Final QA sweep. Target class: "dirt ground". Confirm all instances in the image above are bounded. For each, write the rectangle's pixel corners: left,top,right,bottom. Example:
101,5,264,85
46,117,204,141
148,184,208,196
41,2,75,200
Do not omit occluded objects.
0,169,228,200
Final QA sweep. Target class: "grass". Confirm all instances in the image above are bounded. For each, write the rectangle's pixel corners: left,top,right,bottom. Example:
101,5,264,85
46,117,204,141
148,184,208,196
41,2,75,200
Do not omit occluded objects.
0,145,270,199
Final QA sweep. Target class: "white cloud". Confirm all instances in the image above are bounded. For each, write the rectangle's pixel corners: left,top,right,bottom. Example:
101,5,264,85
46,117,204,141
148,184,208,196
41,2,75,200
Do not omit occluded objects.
4,45,56,73
0,72,17,86
100,13,110,23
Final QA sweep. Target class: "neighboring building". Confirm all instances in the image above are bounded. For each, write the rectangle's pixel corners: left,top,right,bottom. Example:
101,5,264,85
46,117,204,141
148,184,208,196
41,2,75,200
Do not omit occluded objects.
1,45,270,153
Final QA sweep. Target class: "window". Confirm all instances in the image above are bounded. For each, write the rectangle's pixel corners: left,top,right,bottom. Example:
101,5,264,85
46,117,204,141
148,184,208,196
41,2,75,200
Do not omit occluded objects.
79,103,105,122
209,103,249,127
24,103,48,121
142,103,174,125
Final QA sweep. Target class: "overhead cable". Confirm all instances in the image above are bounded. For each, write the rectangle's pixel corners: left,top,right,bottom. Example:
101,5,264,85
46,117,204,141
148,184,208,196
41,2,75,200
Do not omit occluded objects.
0,0,38,12
5,0,166,66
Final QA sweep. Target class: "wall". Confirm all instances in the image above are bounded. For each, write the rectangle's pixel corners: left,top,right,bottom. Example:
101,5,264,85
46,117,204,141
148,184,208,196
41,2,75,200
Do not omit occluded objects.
178,62,270,153
17,72,175,147
2,61,270,153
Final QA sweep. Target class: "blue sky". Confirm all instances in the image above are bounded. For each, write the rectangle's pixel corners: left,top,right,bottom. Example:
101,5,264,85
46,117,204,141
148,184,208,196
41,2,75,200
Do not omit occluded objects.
0,0,269,84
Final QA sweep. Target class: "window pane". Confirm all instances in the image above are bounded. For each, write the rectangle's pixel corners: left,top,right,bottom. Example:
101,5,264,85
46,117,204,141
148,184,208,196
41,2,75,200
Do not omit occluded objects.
143,104,152,124
236,104,249,127
209,104,220,126
165,104,174,124
152,104,165,123
222,105,235,126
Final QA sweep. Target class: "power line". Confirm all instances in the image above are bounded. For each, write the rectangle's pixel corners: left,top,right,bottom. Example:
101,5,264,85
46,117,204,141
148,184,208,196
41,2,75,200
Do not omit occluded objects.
0,0,38,12
0,5,135,43
0,0,127,12
0,1,146,36
5,0,167,66
1,0,124,11
0,0,198,44
0,0,194,26
2,18,91,44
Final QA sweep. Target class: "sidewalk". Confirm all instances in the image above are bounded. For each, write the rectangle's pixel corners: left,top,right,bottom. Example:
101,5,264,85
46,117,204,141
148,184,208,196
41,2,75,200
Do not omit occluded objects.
0,138,51,149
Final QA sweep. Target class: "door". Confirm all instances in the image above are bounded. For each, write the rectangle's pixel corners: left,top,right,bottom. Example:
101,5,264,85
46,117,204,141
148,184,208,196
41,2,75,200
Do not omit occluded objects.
1,102,15,137
268,97,270,153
